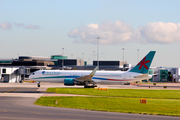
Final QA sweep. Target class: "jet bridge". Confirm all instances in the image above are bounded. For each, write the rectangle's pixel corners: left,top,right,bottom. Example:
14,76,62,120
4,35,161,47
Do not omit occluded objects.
0,67,20,83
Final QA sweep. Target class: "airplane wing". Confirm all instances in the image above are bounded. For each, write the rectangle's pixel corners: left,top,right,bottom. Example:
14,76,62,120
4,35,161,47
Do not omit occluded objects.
74,66,98,83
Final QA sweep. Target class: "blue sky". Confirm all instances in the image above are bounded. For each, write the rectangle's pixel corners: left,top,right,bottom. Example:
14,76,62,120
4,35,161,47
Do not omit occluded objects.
1,0,180,67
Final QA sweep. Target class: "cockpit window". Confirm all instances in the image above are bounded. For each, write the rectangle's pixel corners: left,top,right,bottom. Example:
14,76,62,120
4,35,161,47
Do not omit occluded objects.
32,73,35,75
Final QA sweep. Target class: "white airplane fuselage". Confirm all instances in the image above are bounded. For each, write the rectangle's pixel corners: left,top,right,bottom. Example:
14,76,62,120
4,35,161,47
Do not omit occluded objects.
29,70,148,84
29,51,155,88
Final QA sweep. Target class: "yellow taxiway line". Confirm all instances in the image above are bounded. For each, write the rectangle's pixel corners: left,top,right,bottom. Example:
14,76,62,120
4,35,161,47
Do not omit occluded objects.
3,87,20,93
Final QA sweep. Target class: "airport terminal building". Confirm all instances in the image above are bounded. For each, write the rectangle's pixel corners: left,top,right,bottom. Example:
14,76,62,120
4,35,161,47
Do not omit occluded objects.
0,55,180,83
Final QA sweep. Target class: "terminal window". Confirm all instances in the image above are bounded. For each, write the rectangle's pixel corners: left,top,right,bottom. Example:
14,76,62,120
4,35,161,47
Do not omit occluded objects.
2,69,6,73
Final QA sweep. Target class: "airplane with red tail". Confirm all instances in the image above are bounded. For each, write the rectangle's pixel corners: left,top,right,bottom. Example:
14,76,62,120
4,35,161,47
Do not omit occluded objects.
29,51,156,88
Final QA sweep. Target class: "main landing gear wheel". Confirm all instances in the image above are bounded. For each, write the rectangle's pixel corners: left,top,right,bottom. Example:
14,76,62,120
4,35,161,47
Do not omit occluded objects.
84,85,97,88
37,82,40,87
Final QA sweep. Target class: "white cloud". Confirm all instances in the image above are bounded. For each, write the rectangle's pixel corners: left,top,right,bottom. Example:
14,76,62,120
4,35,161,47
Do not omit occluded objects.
87,23,98,29
68,20,140,45
0,22,40,30
0,22,12,29
25,25,40,29
69,21,180,45
139,22,180,44
14,23,24,27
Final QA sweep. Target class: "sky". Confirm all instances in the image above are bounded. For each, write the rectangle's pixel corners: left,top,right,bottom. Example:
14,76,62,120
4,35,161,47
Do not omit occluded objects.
1,0,180,67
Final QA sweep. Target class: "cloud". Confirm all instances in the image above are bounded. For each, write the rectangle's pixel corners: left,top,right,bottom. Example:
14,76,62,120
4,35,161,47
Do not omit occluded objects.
14,23,24,27
68,20,140,45
139,22,180,44
0,22,12,29
87,23,99,29
69,21,180,45
0,22,40,30
25,25,40,29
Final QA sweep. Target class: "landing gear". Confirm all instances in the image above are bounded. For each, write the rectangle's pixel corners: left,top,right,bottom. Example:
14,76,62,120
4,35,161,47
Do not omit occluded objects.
124,82,130,85
84,84,97,88
37,82,40,87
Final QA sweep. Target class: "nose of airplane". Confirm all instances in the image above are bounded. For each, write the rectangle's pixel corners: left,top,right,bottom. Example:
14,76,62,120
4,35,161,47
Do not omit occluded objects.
29,73,34,79
29,75,32,79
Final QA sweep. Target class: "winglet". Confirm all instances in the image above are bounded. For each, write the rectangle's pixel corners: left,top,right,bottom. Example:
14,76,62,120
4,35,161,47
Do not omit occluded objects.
75,66,98,82
90,66,98,76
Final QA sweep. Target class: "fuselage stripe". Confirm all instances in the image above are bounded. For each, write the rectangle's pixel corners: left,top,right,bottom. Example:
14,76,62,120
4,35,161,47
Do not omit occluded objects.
32,76,134,81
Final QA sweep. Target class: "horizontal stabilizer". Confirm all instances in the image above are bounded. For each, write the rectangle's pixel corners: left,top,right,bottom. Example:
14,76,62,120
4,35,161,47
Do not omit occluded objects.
134,74,149,79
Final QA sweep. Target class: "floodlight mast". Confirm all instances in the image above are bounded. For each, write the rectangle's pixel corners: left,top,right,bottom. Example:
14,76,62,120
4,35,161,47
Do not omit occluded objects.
137,49,139,63
122,48,125,71
62,48,64,70
96,37,100,70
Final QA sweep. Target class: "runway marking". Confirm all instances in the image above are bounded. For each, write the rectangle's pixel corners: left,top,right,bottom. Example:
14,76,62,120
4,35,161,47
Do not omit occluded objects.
3,87,20,93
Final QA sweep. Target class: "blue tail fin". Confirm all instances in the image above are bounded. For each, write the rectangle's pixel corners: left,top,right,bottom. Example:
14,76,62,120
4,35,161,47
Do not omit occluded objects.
129,51,156,74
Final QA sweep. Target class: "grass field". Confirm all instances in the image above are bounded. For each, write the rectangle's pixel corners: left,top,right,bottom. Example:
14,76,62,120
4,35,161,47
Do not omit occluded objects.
35,88,180,116
46,88,180,99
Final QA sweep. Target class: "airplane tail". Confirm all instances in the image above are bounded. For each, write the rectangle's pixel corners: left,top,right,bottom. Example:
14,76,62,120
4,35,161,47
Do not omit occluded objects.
129,51,156,74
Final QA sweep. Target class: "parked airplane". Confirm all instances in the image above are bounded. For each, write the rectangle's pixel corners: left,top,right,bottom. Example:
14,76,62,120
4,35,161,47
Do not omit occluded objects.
29,51,156,88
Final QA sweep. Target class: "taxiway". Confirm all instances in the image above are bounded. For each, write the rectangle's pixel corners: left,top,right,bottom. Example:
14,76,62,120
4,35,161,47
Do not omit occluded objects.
0,83,180,120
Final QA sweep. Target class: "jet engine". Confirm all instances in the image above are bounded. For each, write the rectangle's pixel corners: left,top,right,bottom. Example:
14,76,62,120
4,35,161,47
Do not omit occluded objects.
64,79,75,86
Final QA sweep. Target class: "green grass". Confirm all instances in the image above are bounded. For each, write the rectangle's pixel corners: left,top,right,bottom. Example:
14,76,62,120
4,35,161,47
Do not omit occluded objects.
35,96,180,116
34,88,180,116
47,88,180,99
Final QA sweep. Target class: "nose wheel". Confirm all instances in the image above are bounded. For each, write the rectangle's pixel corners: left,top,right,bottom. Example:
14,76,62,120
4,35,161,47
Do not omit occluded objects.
37,82,40,87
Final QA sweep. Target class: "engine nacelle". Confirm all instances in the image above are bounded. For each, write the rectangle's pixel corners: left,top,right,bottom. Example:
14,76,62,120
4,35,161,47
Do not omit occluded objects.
64,79,75,86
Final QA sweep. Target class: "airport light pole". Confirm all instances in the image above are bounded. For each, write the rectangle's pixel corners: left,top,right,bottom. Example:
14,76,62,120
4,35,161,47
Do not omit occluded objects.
88,58,90,65
137,49,139,63
71,54,73,59
96,37,100,70
93,51,95,60
122,48,125,71
82,53,84,60
93,51,95,65
62,48,64,70
82,53,84,66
